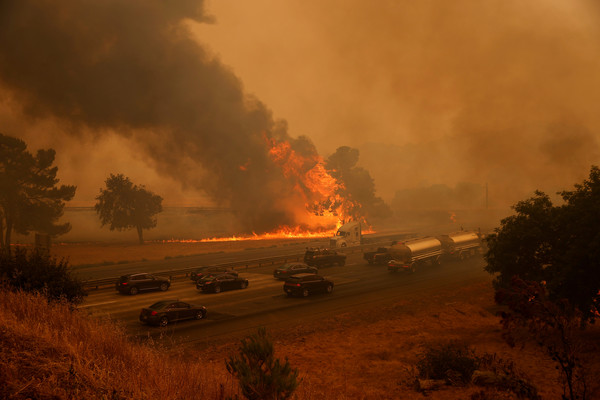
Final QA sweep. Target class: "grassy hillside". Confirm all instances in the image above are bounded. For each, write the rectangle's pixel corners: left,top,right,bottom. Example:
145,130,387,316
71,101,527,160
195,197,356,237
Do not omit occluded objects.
0,287,235,399
3,278,600,399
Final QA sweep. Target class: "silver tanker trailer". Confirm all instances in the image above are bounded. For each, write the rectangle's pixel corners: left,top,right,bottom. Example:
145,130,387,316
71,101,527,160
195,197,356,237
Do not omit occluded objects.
437,231,482,260
387,237,443,273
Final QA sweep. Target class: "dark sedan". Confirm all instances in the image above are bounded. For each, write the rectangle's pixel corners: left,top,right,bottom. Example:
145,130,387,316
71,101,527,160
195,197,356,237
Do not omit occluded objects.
189,266,238,282
139,300,207,327
116,273,170,295
196,274,249,293
273,262,318,280
283,273,334,297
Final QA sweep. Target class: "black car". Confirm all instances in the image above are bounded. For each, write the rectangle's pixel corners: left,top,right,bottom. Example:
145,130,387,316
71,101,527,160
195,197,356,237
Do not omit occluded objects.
196,274,249,293
273,262,318,280
116,273,170,295
283,273,334,297
304,248,347,267
189,266,238,282
139,300,207,327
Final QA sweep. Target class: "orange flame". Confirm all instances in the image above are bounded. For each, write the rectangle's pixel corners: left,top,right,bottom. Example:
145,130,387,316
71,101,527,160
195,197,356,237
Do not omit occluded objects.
264,136,360,230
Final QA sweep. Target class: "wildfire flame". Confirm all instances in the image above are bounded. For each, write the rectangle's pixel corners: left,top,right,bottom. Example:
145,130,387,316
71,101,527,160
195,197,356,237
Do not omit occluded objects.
449,212,457,223
197,136,365,242
264,136,360,232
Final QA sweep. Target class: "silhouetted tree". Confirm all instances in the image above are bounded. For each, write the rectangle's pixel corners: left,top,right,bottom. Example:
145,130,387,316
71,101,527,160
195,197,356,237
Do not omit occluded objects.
226,327,299,400
485,165,600,322
0,133,76,253
0,247,86,304
95,174,163,244
325,146,392,222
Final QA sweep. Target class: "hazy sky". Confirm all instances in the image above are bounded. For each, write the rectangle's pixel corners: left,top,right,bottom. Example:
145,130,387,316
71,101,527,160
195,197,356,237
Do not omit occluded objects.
1,0,599,217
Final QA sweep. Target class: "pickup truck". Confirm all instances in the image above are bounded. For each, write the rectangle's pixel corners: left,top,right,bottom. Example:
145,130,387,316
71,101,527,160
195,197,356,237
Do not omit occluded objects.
363,247,392,265
304,248,347,267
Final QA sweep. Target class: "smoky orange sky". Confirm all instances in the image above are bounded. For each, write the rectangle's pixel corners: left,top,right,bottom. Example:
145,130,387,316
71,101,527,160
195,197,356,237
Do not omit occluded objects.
1,0,600,222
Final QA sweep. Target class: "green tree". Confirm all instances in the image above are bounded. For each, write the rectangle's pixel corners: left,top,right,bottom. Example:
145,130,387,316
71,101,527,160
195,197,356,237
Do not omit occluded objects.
485,165,600,322
0,133,76,253
226,327,299,400
95,174,163,244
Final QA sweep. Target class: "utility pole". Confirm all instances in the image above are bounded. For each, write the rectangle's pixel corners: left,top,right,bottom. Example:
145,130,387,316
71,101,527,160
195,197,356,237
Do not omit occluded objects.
485,182,488,209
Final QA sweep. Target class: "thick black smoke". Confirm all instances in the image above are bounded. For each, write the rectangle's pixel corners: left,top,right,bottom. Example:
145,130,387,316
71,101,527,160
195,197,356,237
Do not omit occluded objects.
0,0,323,233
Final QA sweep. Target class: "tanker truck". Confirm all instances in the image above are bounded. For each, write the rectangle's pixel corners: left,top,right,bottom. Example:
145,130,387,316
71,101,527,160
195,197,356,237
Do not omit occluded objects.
437,231,481,260
387,237,443,273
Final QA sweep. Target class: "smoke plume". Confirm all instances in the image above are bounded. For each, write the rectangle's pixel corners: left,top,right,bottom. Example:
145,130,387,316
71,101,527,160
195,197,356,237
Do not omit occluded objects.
0,0,330,233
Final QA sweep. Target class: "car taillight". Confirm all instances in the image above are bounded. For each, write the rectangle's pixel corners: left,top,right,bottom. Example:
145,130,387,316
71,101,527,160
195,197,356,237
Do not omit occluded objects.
121,282,128,285
151,311,157,316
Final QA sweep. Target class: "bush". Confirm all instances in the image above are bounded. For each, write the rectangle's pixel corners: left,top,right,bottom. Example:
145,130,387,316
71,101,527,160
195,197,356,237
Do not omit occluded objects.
226,327,299,400
416,341,479,384
0,247,86,304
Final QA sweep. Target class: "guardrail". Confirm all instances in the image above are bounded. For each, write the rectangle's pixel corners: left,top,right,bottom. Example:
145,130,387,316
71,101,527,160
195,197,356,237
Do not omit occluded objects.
81,240,395,291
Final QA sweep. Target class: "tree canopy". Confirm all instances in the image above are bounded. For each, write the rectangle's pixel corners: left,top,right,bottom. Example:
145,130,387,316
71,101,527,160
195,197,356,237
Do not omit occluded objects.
0,133,76,252
325,146,392,222
95,174,163,244
485,165,600,322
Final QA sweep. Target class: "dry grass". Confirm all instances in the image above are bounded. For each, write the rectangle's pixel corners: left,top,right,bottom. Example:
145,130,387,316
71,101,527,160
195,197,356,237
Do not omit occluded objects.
197,280,600,400
0,287,240,399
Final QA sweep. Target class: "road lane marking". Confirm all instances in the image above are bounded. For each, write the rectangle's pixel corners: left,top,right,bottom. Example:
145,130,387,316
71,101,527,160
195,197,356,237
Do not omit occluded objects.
79,300,117,308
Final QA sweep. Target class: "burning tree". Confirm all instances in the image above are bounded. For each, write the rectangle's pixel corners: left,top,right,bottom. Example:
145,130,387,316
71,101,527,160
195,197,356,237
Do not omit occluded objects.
325,146,392,222
95,174,163,244
0,133,76,253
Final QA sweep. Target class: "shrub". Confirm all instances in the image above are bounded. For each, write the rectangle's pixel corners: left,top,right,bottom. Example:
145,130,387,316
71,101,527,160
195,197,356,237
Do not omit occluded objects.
416,341,479,384
226,327,299,400
0,247,86,304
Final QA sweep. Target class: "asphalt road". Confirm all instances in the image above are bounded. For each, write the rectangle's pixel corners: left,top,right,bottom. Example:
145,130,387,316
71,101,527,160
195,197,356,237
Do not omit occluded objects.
79,249,491,349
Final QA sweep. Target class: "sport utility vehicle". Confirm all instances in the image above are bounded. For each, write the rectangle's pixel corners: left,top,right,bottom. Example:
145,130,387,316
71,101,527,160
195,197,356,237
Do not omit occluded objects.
189,266,238,282
116,273,170,295
304,248,346,267
283,273,334,297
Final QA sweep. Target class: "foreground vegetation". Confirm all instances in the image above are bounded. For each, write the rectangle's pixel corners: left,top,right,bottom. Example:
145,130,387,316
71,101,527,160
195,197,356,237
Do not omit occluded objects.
0,287,235,399
3,279,600,399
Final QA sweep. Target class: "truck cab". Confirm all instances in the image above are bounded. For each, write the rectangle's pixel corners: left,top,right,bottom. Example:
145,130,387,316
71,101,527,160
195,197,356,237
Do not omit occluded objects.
329,221,362,248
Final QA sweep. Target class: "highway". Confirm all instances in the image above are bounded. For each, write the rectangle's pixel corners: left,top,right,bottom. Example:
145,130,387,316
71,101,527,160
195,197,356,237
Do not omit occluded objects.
79,248,490,349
